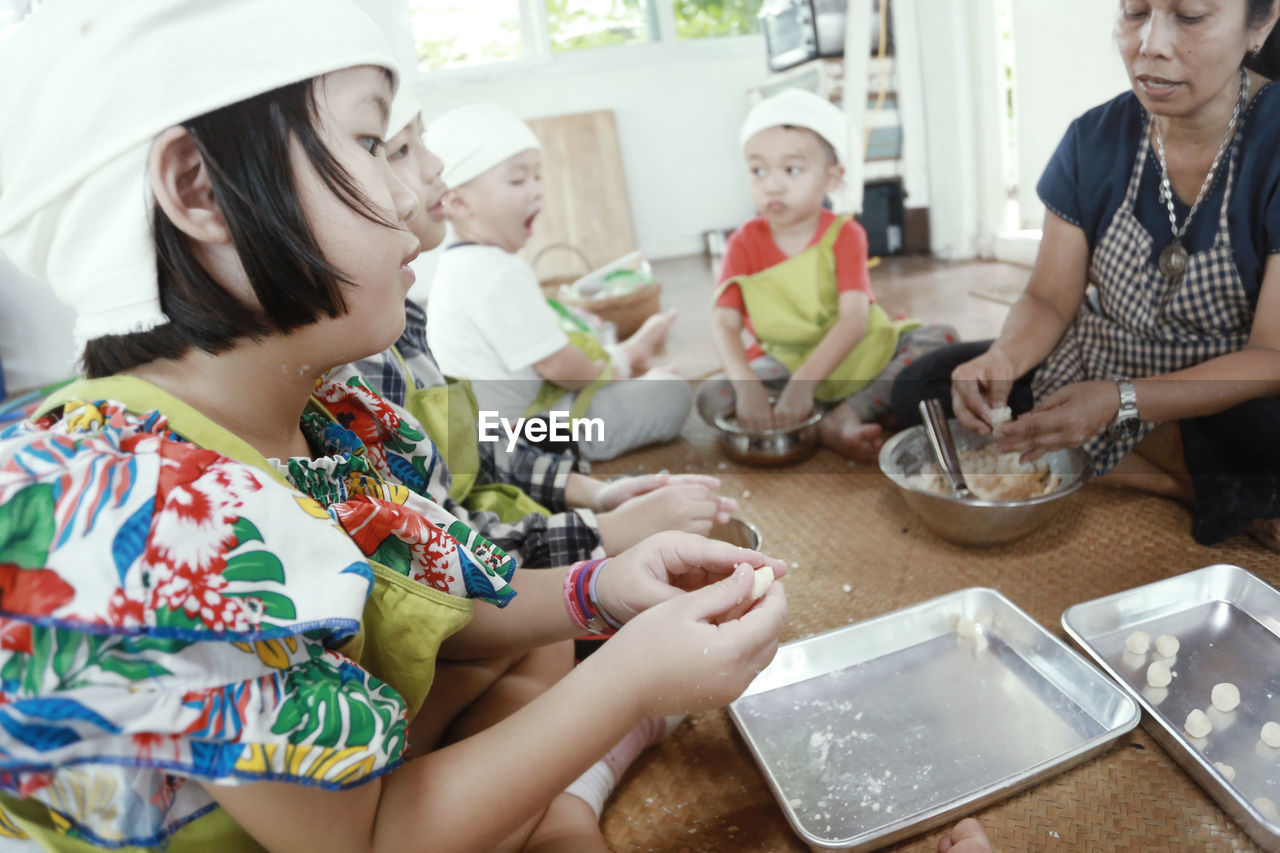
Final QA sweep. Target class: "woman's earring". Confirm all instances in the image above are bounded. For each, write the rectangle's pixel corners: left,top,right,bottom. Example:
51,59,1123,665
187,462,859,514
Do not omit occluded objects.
1253,44,1262,57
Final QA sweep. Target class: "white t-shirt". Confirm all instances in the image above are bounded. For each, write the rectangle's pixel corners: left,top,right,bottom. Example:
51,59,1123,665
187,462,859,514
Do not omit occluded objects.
426,243,569,418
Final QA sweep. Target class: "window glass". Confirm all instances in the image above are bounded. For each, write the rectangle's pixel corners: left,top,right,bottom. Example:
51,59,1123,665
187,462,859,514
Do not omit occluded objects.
409,0,525,70
673,0,762,39
546,0,657,53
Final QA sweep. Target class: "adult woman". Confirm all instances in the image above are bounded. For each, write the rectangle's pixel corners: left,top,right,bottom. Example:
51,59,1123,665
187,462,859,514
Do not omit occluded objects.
892,0,1280,546
0,2,786,851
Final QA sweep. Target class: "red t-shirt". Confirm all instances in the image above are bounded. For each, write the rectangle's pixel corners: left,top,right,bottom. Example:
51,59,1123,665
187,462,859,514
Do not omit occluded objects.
714,210,873,360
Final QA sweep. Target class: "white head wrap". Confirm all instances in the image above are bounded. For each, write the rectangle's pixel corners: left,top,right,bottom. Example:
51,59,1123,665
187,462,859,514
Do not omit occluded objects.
424,103,541,189
0,0,399,346
739,88,853,167
388,86,423,139
348,0,421,137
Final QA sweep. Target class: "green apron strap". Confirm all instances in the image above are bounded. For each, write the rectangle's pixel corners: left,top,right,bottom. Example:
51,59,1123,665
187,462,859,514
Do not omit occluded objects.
522,331,611,421
36,376,295,490
710,215,848,308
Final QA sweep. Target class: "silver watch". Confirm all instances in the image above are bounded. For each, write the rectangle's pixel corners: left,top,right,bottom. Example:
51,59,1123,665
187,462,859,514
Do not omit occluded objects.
1108,379,1140,440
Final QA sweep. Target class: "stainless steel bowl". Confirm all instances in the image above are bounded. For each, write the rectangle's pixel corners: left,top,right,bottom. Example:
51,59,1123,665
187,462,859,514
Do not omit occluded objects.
712,407,823,468
707,516,763,550
878,420,1091,547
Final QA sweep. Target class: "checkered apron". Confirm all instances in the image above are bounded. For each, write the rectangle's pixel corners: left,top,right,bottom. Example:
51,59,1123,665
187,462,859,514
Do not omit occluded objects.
1031,114,1255,475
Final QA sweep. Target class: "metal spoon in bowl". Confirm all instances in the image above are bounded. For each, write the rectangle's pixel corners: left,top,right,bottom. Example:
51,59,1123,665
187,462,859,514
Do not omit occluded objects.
918,398,975,500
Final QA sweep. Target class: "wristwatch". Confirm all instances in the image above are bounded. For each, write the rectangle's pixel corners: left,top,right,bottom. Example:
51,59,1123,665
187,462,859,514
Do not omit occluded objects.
1108,379,1141,440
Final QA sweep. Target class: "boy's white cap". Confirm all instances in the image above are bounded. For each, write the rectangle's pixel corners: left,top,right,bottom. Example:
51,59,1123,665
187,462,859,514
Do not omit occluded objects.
740,88,853,166
0,0,399,347
425,103,541,189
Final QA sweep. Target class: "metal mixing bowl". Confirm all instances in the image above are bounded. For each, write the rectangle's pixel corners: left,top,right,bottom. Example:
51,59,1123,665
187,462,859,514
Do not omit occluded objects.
712,406,823,467
878,420,1092,547
707,516,763,550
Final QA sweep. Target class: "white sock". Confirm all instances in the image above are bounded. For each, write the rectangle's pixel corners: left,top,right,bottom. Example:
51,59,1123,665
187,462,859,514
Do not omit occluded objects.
564,715,684,818
564,759,616,818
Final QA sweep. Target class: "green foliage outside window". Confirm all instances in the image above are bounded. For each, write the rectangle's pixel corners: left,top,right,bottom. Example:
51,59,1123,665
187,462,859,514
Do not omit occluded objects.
673,0,763,39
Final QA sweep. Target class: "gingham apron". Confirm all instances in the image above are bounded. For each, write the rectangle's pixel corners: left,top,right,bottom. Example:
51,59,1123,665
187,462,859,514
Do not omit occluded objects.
1031,113,1255,475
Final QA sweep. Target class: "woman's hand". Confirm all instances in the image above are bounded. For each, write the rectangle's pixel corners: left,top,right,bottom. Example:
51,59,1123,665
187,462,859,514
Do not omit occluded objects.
772,380,815,428
994,379,1118,461
591,560,788,716
594,531,788,623
734,378,775,431
595,485,738,554
950,349,1017,434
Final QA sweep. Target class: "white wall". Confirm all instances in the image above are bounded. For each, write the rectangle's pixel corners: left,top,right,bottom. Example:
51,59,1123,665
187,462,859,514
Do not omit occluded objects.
410,41,770,262
1010,0,1129,228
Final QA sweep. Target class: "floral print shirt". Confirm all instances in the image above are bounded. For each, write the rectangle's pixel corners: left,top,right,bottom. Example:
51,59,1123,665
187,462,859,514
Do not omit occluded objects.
0,370,515,848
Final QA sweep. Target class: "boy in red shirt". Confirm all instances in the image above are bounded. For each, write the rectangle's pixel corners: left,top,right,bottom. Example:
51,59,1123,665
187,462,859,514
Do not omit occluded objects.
699,89,956,462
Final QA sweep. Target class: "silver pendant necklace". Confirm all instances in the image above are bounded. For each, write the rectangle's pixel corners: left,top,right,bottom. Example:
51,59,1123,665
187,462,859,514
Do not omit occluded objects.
1154,66,1248,282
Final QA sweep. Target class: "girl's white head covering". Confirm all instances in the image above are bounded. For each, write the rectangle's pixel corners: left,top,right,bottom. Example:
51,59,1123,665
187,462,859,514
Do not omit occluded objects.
739,88,853,166
388,86,423,139
425,103,541,189
0,0,399,346
348,0,421,137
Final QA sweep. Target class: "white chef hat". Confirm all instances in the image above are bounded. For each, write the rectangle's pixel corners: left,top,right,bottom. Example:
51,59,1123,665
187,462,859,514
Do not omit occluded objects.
389,85,424,138
425,103,542,189
348,0,421,137
739,88,854,167
0,0,400,346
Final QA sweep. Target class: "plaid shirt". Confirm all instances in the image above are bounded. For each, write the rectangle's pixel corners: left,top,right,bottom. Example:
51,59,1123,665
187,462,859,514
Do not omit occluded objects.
352,300,605,568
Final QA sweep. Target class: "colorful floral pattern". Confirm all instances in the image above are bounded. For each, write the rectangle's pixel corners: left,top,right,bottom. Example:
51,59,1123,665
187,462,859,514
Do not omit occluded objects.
0,372,516,847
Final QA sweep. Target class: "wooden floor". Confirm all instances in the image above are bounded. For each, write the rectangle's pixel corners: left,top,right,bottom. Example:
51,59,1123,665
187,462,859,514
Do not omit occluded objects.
649,253,1025,380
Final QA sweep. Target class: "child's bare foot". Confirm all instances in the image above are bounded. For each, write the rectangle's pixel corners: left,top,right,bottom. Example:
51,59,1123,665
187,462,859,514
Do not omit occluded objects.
818,407,884,464
937,818,993,853
621,309,677,374
1248,518,1280,551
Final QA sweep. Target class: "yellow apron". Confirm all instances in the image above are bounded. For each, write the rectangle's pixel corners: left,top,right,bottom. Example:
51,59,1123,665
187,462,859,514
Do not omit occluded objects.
10,375,474,852
390,348,551,524
714,216,920,403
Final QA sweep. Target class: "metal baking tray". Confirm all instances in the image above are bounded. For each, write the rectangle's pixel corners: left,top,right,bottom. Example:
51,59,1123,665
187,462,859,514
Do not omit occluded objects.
729,587,1140,851
1063,563,1280,852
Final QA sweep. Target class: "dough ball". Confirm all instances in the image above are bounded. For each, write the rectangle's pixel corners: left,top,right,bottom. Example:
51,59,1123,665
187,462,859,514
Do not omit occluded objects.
749,565,775,601
1146,661,1172,688
1211,682,1241,713
1125,631,1151,655
1213,762,1236,782
1184,709,1213,739
988,406,1012,427
1254,797,1279,822
956,616,977,638
1154,634,1179,658
1261,721,1280,748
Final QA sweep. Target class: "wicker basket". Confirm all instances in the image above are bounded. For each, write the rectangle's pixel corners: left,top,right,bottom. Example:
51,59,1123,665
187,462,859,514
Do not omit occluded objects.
534,243,662,339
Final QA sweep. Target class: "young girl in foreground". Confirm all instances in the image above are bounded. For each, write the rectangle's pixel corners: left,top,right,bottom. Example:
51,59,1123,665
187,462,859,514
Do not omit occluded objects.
0,2,787,850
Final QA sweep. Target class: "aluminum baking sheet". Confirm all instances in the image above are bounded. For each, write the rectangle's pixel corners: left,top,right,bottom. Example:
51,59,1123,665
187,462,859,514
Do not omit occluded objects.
1063,563,1280,852
729,587,1139,851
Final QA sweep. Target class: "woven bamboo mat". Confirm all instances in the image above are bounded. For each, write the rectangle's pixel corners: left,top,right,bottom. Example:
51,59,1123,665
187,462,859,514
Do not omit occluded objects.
589,420,1280,852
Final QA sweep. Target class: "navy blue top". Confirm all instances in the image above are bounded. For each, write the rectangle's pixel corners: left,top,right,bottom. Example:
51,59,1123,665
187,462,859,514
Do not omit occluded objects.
1037,81,1280,305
